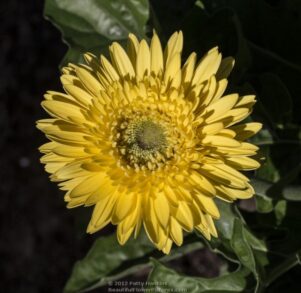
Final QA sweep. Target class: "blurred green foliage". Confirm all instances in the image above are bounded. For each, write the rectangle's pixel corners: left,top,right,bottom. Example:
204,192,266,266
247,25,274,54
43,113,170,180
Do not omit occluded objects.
44,0,301,292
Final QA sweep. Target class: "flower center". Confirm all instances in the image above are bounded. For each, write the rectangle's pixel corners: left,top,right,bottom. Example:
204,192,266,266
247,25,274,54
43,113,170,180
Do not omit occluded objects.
115,117,173,170
135,121,166,150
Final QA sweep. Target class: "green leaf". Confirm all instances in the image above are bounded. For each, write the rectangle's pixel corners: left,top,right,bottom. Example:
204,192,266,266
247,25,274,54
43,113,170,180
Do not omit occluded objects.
243,229,267,253
255,146,280,183
268,163,301,200
282,186,301,201
64,233,154,293
64,232,203,293
252,179,274,213
214,200,267,253
274,200,287,225
209,199,268,289
230,219,256,274
255,192,273,213
214,200,236,240
44,0,149,65
147,259,248,293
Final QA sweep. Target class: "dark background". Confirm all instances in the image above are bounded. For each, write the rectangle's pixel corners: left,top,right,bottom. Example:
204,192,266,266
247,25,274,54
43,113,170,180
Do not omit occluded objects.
0,1,221,292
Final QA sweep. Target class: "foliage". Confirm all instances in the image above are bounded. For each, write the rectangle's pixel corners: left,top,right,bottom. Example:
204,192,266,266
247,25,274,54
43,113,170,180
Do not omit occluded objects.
44,0,301,292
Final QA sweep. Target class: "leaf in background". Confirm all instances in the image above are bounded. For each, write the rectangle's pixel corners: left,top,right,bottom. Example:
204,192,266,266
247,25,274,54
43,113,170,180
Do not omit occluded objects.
282,185,301,201
274,200,287,225
255,146,280,183
267,163,301,199
230,219,256,274
44,0,149,65
243,228,267,253
64,232,203,293
214,200,266,253
252,176,301,209
209,200,268,289
255,192,274,214
147,259,248,293
252,178,274,213
64,233,154,292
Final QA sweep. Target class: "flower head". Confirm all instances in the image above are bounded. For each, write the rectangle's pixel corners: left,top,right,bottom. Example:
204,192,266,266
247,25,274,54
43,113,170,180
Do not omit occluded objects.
37,31,261,254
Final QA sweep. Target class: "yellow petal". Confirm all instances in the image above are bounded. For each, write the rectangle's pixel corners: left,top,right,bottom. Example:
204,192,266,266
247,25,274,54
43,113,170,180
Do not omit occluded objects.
194,194,220,218
170,217,183,246
41,153,72,164
218,108,251,127
189,171,216,197
164,31,183,66
197,76,217,108
44,90,80,107
200,122,224,135
182,52,197,85
52,144,88,158
66,195,90,208
195,211,211,240
200,163,249,189
231,122,262,140
100,55,120,81
117,224,135,245
85,180,116,206
216,183,254,200
154,192,170,228
54,162,88,180
112,192,137,224
164,53,181,84
136,39,150,80
205,94,239,123
87,194,117,233
192,47,221,85
120,197,141,234
218,129,236,138
170,69,182,89
76,67,103,96
37,124,91,146
127,33,139,66
175,201,194,231
70,173,106,198
205,215,218,237
164,185,179,206
211,78,228,103
150,32,163,75
41,100,87,124
143,197,159,244
202,135,241,147
39,141,56,153
236,95,256,107
215,142,259,157
110,42,135,78
161,238,173,254
226,156,260,170
157,227,169,250
63,84,94,107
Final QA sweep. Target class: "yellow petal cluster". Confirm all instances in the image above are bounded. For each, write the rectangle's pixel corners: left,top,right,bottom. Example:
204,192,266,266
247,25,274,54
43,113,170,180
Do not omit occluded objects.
37,31,261,254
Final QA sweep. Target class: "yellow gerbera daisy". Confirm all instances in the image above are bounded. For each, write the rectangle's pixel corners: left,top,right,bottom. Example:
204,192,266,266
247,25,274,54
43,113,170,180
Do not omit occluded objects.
37,31,262,254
